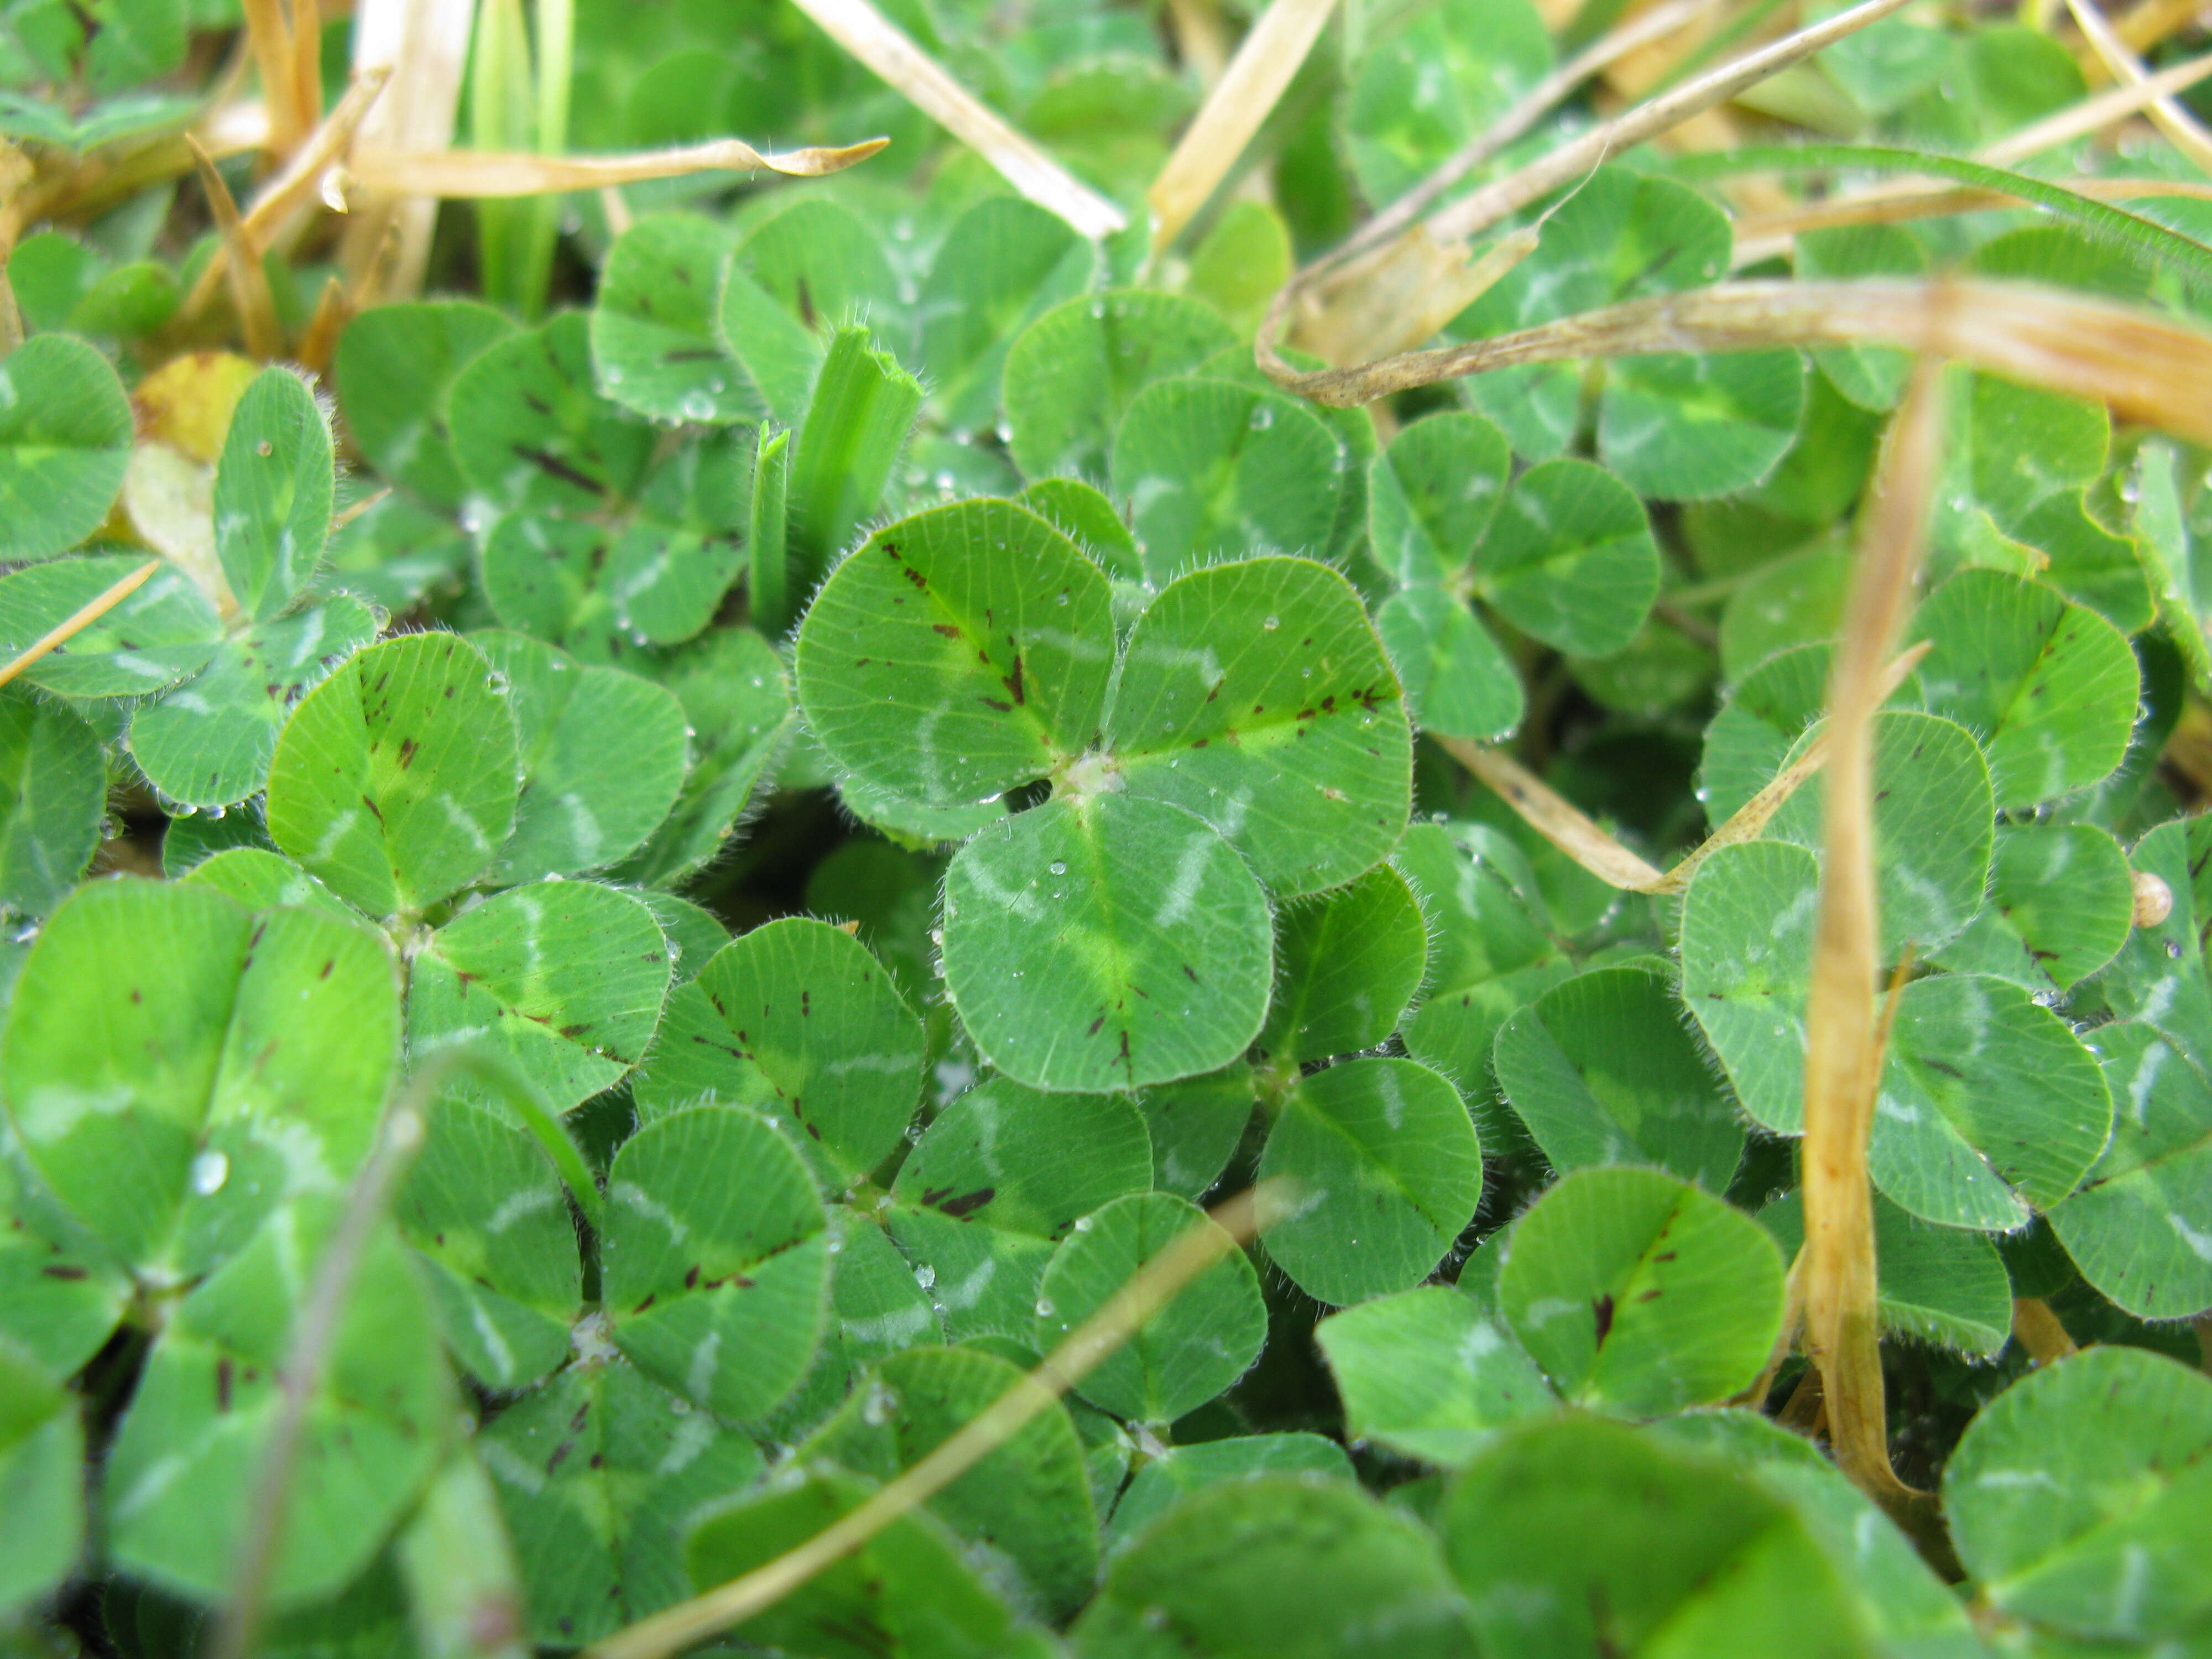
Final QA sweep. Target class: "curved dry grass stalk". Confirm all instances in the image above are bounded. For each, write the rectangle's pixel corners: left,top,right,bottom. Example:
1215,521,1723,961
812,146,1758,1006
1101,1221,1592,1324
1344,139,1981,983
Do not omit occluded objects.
1259,278,2212,445
182,67,392,320
187,135,283,359
340,0,476,303
1801,362,1941,1532
1439,644,1928,897
1259,0,1923,372
1320,0,1717,280
346,134,891,197
0,561,159,690
786,0,1124,239
1147,0,1341,252
1424,0,1922,246
2066,0,2212,175
587,1185,1285,1659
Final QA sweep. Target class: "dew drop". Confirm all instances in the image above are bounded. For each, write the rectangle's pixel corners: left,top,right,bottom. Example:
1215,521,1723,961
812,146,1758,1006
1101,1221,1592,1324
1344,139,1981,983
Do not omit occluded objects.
914,1263,937,1290
1050,860,1068,875
1262,615,1280,631
1034,1297,1056,1318
190,1150,229,1195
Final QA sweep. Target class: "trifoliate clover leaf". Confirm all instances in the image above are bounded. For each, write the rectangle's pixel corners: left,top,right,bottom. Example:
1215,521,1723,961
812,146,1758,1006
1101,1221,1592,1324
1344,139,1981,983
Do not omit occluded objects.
127,594,381,810
1457,166,1782,497
588,212,761,425
1341,0,1552,208
1258,864,1427,1066
0,1130,129,1382
1760,1190,2012,1358
266,631,520,917
1928,821,2135,993
102,1202,453,1607
394,1095,580,1390
1759,708,1995,958
1102,1434,1355,1556
213,364,332,625
918,195,1095,435
1470,458,1662,660
1944,1346,2212,1644
633,915,926,1187
1,879,398,1278
1395,821,1567,1139
2099,818,2212,1072
684,1464,1021,1659
1135,1064,1255,1200
1004,290,1237,481
1258,1056,1484,1306
408,878,671,1116
1034,1191,1266,1424
885,1077,1153,1340
1442,1416,1873,1659
1076,1473,1474,1658
0,554,220,699
0,690,104,919
1369,411,1511,593
735,197,901,340
804,1344,1100,1619
942,792,1274,1092
601,1103,830,1421
335,300,515,511
1498,1165,1785,1416
1107,555,1413,898
1107,377,1344,581
1907,568,2140,812
796,499,1117,809
472,630,690,884
2048,1021,2212,1320
1315,1283,1551,1466
612,625,791,888
448,313,656,516
486,1356,766,1646
1493,962,1747,1192
0,1346,83,1618
180,846,355,919
0,333,134,560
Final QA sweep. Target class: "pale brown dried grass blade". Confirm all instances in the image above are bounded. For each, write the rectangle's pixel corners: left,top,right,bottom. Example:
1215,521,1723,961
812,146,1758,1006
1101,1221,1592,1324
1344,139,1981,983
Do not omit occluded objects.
186,135,283,359
1329,0,1715,276
242,0,303,154
341,0,476,302
346,134,891,197
2067,0,2212,175
182,66,392,320
1425,0,1923,246
1985,48,2212,164
787,0,1124,238
586,1184,1285,1659
1439,643,1926,899
1262,279,2212,447
1148,0,1340,253
1801,361,1941,1530
0,561,160,690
